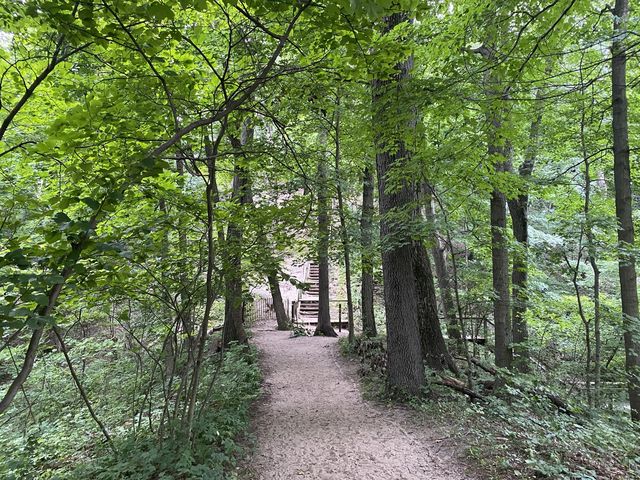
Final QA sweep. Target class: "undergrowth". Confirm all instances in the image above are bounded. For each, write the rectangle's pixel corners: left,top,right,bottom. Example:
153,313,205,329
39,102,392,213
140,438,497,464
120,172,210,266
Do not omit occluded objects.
340,335,640,480
1,342,261,480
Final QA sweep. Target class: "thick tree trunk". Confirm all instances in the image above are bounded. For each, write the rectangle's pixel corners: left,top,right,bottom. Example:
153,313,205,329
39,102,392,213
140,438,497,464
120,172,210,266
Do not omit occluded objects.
268,273,290,330
612,0,640,420
360,166,377,337
372,12,425,395
315,130,337,337
412,241,457,372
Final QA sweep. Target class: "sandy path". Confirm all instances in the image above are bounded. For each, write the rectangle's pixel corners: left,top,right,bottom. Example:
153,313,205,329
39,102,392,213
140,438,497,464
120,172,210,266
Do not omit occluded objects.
243,322,476,480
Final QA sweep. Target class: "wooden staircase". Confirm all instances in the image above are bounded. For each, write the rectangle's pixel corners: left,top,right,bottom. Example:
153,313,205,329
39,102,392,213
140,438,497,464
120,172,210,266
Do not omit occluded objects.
295,261,346,329
297,262,320,323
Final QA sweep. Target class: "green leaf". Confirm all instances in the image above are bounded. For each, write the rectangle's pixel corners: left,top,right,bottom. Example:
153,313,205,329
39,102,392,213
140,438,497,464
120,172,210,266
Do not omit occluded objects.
147,2,174,20
81,197,100,209
53,212,72,225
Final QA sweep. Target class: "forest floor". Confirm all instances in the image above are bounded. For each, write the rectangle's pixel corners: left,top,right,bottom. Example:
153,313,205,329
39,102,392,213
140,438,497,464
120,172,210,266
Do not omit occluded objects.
239,320,478,480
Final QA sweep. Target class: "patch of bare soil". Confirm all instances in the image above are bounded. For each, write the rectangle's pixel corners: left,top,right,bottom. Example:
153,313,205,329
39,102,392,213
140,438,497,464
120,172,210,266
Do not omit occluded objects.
241,322,477,480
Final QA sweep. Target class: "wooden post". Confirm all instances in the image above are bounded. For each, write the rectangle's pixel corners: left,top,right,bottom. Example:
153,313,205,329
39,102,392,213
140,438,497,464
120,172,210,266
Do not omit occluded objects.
338,303,342,332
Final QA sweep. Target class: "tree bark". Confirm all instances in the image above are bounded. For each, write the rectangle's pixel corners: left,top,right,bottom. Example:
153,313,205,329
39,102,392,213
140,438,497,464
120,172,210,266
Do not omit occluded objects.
360,166,377,337
506,63,550,373
372,12,425,395
315,129,337,337
268,273,290,330
611,0,640,420
412,241,457,373
333,98,355,342
424,185,459,341
484,50,513,370
491,182,512,369
223,124,253,346
508,191,529,372
223,187,248,346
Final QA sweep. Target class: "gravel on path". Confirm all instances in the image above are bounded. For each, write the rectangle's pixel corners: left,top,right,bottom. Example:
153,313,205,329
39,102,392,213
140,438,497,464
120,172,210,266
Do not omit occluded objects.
242,322,477,480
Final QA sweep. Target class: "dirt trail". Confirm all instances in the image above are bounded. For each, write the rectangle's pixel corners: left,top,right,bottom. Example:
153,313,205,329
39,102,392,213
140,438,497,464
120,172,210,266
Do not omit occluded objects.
243,322,476,480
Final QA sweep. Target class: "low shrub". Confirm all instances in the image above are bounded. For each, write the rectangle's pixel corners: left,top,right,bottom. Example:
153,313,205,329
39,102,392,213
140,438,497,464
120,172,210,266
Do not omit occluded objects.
1,343,261,480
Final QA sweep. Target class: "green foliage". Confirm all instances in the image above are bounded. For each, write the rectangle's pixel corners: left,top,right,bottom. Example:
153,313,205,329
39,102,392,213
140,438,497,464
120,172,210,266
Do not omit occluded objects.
461,392,640,479
0,343,260,479
2,0,640,477
290,324,311,337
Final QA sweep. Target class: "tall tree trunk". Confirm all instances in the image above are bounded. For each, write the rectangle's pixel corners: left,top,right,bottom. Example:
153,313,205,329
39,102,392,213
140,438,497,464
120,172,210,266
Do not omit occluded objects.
372,12,425,395
580,88,602,406
508,192,529,373
223,124,252,346
508,111,541,371
412,241,457,372
483,47,513,370
268,272,290,330
507,65,549,373
491,181,512,369
360,166,377,337
333,97,355,342
424,185,459,341
612,0,640,420
315,129,337,337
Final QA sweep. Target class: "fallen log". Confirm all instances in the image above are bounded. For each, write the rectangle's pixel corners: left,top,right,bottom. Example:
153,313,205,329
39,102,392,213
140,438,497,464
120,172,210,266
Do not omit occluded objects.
454,356,497,375
454,357,574,415
434,376,485,401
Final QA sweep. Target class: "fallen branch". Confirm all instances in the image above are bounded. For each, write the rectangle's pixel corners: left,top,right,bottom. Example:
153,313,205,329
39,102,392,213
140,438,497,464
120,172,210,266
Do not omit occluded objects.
454,356,497,375
434,376,485,401
455,357,574,415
